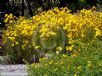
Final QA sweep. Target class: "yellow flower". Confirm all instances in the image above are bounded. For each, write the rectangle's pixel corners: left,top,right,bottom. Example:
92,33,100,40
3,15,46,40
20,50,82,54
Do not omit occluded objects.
95,28,101,36
45,64,47,66
35,46,40,49
77,66,81,69
5,33,10,36
56,47,63,51
54,68,58,71
60,61,64,64
22,44,26,50
39,57,46,61
87,61,92,67
25,40,28,44
14,33,17,37
34,64,40,68
71,53,77,58
12,44,14,47
74,73,77,76
49,31,56,36
15,42,18,45
56,51,60,54
63,54,67,58
66,45,74,51
5,14,8,17
8,37,15,41
9,20,13,23
4,18,8,23
49,60,54,64
88,63,91,67
68,45,74,51
9,14,13,19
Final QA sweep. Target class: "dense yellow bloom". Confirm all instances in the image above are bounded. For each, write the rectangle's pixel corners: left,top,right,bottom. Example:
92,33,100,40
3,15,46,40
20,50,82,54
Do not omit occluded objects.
3,7,102,53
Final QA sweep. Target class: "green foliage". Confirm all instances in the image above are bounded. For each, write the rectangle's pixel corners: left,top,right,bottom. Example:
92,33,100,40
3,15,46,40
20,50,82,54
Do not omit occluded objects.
28,39,102,76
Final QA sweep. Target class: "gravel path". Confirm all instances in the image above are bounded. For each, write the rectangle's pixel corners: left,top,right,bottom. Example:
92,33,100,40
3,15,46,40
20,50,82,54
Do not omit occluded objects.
0,65,28,76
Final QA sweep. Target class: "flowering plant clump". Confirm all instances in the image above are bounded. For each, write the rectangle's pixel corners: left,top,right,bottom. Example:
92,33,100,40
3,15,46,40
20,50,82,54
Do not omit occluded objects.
2,7,102,63
28,39,102,76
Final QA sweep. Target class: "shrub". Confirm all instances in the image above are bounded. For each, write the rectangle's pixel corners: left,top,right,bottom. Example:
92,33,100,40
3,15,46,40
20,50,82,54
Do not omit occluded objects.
28,39,102,76
2,7,102,63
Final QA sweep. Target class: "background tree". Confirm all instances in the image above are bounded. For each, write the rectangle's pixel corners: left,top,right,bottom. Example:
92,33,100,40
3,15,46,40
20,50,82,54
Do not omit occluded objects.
0,0,101,17
26,0,33,16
